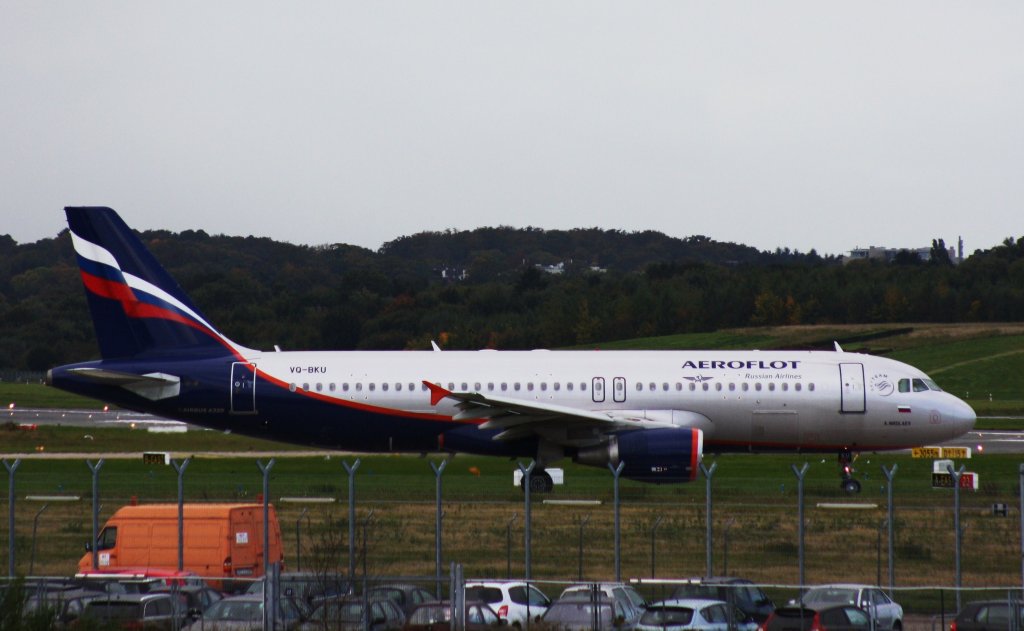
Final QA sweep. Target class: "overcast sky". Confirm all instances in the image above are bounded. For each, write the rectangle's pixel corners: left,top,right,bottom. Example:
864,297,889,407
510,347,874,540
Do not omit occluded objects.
2,2,1021,256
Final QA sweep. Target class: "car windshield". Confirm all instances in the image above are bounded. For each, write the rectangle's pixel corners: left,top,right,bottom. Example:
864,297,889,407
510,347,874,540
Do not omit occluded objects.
544,602,613,626
205,600,262,621
641,606,694,626
84,602,142,620
673,584,722,600
803,588,859,607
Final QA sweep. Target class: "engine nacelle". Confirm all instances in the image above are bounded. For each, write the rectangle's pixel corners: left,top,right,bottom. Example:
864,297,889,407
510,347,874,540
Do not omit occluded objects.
574,428,704,483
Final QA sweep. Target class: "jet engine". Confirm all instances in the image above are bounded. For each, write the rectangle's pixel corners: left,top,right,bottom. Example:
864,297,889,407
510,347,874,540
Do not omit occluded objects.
574,428,704,483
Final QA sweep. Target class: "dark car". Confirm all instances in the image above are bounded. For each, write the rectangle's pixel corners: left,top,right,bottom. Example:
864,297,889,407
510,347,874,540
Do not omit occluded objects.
671,577,775,623
368,583,437,618
153,584,224,621
24,587,107,627
245,571,350,614
761,605,871,631
951,600,1024,631
300,596,406,631
80,592,184,630
403,600,504,631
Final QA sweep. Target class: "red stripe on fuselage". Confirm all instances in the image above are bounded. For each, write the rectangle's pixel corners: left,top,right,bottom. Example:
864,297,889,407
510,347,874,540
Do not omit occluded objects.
256,369,467,423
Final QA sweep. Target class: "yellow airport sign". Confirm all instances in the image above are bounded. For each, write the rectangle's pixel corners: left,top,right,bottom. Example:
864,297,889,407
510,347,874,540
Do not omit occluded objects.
912,446,971,459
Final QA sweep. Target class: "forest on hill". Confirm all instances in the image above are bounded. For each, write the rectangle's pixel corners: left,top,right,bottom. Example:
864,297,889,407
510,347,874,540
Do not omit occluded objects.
1,225,1023,372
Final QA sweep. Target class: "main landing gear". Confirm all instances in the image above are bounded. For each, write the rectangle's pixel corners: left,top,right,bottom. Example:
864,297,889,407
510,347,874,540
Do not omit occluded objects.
839,449,861,494
519,468,554,493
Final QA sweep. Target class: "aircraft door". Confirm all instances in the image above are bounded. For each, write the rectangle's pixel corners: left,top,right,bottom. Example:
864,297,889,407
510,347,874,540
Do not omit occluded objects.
231,362,257,414
592,377,606,403
840,362,866,413
613,377,626,403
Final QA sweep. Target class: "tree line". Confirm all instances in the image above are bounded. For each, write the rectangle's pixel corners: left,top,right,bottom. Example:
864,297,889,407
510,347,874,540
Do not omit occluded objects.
1,227,1022,372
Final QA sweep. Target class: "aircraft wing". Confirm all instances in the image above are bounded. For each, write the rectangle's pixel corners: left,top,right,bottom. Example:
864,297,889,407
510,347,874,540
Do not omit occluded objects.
423,381,673,441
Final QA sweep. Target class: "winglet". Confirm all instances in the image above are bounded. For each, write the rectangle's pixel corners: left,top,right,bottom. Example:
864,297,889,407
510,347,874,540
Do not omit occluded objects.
424,381,452,406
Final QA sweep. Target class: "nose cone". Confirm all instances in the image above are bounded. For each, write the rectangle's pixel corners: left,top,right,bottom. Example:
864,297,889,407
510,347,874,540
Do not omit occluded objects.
948,395,977,439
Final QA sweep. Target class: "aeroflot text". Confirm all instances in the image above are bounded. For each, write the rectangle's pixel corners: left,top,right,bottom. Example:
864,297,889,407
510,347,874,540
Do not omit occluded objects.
681,360,801,370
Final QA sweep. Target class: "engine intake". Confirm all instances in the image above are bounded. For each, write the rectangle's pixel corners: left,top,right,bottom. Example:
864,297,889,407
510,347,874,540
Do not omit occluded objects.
574,428,704,483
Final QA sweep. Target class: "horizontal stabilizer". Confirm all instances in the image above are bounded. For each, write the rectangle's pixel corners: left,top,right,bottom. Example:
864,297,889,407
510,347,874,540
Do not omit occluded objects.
68,368,181,401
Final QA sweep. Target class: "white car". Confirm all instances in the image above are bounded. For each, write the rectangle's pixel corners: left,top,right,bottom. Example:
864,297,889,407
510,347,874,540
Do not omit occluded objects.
464,581,551,627
636,598,758,631
794,584,903,631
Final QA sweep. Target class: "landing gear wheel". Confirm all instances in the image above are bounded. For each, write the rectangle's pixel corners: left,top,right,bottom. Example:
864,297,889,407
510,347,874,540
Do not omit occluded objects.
841,477,862,494
522,469,554,493
838,448,861,494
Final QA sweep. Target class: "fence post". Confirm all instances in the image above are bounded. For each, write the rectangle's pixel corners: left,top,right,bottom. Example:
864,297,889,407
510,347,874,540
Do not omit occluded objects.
1020,464,1024,600
948,463,965,612
700,461,718,577
29,503,48,576
650,515,664,578
792,463,809,589
518,461,536,580
343,459,361,582
172,456,191,572
577,514,591,581
609,461,625,582
432,459,448,598
87,459,105,571
506,512,517,579
4,459,21,577
257,459,275,575
882,464,898,591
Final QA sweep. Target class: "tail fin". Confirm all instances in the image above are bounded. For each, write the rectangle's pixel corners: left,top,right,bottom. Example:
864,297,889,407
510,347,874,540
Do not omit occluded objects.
65,206,241,360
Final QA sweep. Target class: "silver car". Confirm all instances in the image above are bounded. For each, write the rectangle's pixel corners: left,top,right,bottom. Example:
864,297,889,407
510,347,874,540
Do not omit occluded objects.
794,585,902,631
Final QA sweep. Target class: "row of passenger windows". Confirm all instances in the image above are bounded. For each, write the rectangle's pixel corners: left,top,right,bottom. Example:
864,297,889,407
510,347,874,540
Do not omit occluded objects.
288,380,816,394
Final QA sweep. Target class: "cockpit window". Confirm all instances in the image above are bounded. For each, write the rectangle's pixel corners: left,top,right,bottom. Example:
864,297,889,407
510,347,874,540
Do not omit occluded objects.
901,378,943,393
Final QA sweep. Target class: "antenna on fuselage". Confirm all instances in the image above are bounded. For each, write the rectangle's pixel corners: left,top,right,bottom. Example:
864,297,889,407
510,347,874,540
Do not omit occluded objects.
834,341,844,353
431,340,442,352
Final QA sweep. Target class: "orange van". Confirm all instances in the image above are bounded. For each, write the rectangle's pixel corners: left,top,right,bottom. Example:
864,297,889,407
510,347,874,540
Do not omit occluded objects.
78,503,283,589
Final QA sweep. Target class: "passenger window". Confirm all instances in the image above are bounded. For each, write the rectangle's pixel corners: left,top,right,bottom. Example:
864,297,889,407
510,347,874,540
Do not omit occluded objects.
514,383,521,391
808,383,815,391
315,383,323,392
554,382,560,391
782,383,788,391
636,383,643,392
488,383,495,391
462,382,468,390
702,383,709,391
795,383,801,391
527,383,534,391
742,383,749,391
540,383,547,391
675,383,682,391
715,383,722,391
649,382,656,391
689,383,696,392
409,383,415,391
355,383,362,391
768,383,775,391
567,382,574,391
755,383,762,391
501,383,508,391
729,383,735,391
395,383,402,391
369,383,376,392
381,383,387,391
475,382,482,390
662,383,669,391
303,383,310,391
329,383,336,392
342,383,349,392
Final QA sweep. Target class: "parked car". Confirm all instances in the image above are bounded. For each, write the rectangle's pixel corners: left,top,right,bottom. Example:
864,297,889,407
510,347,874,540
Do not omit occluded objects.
951,600,1024,631
246,571,350,615
368,583,437,617
24,587,107,628
559,582,647,622
637,598,757,631
183,594,304,631
465,581,551,627
80,592,184,630
300,595,406,631
153,584,224,621
542,594,636,631
760,605,872,631
671,577,775,623
403,600,504,631
792,585,902,631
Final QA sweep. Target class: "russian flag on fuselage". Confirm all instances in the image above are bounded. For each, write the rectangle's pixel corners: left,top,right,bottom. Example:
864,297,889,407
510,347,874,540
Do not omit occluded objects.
66,207,236,359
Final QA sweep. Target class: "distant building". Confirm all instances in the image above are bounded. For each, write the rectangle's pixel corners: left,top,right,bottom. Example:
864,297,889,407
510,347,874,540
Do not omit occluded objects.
843,239,961,265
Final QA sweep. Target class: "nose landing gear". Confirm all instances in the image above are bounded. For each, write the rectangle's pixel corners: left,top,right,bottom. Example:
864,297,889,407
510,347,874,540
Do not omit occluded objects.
839,449,861,494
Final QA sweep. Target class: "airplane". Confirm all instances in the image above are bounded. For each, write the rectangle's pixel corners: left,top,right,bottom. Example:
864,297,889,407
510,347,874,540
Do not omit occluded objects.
47,207,977,494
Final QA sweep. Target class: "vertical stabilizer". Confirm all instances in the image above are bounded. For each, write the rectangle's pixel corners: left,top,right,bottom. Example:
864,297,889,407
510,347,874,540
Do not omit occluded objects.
65,206,239,359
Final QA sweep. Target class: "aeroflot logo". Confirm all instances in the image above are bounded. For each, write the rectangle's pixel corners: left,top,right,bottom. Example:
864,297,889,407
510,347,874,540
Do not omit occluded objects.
681,360,801,370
